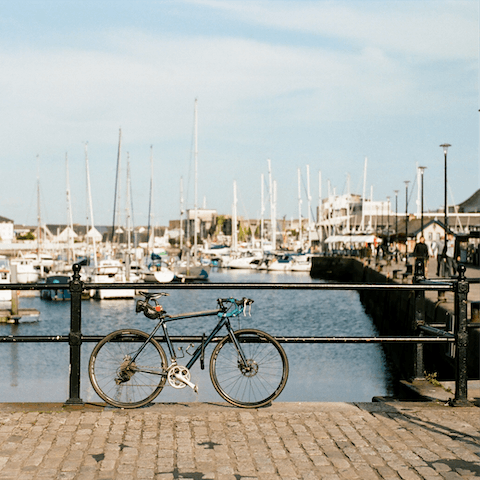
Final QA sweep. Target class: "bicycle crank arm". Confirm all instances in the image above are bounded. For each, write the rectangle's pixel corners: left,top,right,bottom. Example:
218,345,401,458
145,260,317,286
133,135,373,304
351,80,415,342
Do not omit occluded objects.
174,371,198,393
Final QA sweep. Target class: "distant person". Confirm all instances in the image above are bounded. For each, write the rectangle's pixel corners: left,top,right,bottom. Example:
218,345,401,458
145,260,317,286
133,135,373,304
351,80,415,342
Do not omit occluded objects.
437,236,445,276
413,236,429,275
445,233,456,276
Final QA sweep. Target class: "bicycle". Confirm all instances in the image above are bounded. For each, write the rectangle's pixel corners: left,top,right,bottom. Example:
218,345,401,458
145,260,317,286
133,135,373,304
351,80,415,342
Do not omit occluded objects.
88,292,289,408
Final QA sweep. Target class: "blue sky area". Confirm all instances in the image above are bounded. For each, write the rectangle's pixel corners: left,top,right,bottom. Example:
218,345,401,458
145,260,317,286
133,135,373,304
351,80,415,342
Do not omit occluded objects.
0,0,478,227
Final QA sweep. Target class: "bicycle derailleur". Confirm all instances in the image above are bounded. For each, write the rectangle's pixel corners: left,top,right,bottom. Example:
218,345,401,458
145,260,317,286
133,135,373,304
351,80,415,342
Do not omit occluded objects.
115,356,136,384
167,364,198,393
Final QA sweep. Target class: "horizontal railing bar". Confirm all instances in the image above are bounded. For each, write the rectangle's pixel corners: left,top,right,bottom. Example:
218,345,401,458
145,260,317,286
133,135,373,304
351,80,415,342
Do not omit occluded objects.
0,282,454,291
418,325,455,338
0,335,455,343
86,282,454,291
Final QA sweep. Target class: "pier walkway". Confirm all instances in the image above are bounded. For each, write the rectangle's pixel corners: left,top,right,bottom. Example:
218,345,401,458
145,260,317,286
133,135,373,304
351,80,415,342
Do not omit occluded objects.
0,401,479,479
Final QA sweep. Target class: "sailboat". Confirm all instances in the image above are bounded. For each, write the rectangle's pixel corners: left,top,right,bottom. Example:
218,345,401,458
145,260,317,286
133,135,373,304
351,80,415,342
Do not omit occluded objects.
173,99,210,281
83,140,136,299
142,146,175,284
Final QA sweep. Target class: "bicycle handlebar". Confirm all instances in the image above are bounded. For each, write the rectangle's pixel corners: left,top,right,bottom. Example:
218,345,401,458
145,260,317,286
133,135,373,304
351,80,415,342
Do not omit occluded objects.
217,297,254,312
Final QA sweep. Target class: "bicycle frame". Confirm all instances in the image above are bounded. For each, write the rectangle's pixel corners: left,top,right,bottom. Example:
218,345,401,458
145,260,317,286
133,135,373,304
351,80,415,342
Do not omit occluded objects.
130,302,249,375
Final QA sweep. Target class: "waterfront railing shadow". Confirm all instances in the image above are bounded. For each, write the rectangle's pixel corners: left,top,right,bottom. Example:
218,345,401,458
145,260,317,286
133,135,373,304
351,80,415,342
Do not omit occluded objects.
0,261,472,406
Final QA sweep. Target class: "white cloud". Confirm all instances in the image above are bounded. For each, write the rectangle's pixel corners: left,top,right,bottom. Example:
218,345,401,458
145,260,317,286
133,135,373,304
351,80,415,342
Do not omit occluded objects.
188,0,478,61
0,31,433,151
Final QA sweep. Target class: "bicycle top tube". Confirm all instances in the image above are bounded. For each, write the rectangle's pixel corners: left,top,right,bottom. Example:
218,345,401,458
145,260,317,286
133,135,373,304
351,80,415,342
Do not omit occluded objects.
136,292,253,321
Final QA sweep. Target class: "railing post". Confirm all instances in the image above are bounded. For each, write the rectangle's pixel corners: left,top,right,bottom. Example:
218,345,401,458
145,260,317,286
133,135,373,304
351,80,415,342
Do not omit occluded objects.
454,264,469,405
65,263,84,405
413,259,425,379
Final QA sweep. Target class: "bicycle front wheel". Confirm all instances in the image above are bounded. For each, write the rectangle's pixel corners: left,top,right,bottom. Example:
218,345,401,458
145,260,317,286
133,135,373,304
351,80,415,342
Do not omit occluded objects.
89,329,167,408
210,329,288,408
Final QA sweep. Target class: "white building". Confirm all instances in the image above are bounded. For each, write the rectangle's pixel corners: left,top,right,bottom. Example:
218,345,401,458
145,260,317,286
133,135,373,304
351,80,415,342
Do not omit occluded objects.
0,216,14,243
318,193,393,240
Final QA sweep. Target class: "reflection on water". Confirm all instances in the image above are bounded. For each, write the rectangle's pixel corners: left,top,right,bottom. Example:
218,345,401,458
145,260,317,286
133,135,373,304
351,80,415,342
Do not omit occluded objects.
0,268,394,403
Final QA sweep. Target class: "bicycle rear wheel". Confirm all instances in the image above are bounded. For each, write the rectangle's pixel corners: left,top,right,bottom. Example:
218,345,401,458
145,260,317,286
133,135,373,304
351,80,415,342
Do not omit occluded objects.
210,329,288,408
89,329,167,408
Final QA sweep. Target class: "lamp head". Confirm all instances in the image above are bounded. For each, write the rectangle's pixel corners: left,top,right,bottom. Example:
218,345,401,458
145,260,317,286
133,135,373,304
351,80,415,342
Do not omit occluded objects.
440,143,451,155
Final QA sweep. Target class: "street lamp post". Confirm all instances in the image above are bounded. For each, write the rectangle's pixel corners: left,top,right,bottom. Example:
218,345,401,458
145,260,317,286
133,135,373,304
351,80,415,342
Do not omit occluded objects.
440,144,451,259
404,181,410,262
394,190,399,261
386,196,390,246
418,166,427,236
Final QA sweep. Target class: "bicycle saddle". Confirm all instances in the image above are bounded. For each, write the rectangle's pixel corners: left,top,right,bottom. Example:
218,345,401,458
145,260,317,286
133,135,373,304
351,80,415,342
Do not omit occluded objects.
137,291,169,300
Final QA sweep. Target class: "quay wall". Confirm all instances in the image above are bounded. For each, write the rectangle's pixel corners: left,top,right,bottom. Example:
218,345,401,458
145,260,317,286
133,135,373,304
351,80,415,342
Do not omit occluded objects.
310,256,479,382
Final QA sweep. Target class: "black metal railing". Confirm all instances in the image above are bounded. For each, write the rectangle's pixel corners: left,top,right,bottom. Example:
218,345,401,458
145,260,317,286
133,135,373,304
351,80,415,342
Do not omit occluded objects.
0,261,471,406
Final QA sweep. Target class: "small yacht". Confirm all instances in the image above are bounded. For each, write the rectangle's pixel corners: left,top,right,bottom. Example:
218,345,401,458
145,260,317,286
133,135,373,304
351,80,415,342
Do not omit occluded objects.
267,254,293,272
227,250,263,269
0,256,11,301
290,254,313,272
88,259,136,299
10,256,39,283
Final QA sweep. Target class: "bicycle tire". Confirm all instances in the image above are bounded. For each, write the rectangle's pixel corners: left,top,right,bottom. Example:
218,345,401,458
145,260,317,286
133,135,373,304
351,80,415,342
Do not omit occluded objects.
89,329,167,408
210,329,288,408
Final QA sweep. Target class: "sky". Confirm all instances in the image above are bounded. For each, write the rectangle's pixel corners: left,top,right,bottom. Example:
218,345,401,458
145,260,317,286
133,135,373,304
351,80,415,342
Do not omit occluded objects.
0,0,478,229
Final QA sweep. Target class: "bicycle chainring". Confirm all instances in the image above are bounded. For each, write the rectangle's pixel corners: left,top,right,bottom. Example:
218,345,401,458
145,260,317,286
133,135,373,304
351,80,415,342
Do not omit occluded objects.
167,365,190,389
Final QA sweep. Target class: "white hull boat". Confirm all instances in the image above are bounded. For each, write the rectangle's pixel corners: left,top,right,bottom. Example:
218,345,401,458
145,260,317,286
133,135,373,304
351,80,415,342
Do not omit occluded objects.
10,258,40,283
227,251,263,269
267,254,293,272
89,259,136,299
290,255,312,272
174,262,210,281
0,257,11,301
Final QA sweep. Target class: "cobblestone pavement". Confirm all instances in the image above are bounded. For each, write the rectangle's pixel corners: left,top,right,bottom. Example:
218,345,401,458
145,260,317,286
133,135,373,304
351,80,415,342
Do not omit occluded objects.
0,401,479,479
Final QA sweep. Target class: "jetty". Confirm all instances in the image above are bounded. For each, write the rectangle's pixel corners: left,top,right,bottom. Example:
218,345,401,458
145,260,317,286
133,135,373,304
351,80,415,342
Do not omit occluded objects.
0,291,39,323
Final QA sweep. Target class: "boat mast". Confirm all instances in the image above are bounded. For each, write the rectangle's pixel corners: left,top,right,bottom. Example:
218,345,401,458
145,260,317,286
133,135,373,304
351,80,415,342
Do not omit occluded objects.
267,159,275,251
147,146,154,259
346,173,351,233
232,180,238,251
112,128,122,244
318,169,323,249
85,143,98,270
361,157,367,232
193,98,198,258
180,176,184,250
125,154,132,281
260,173,265,251
273,179,277,251
306,164,312,251
36,155,42,254
65,153,75,264
297,168,303,250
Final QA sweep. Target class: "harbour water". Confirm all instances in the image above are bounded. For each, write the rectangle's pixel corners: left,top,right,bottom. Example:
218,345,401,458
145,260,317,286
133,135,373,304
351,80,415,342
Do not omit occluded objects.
0,268,394,403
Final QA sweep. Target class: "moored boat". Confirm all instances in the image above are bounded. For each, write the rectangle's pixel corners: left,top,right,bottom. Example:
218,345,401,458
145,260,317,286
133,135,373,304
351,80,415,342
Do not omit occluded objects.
88,259,136,299
0,256,11,301
39,274,71,301
267,254,293,272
